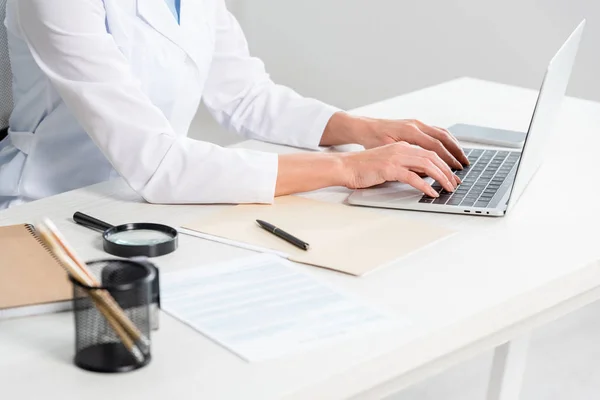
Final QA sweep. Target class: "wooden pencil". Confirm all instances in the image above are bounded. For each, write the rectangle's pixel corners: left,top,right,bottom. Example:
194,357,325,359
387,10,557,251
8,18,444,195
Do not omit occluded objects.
39,219,151,354
94,297,144,363
35,221,146,361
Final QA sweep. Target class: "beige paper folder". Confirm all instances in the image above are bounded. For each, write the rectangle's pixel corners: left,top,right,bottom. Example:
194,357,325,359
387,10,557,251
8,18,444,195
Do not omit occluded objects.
183,196,456,276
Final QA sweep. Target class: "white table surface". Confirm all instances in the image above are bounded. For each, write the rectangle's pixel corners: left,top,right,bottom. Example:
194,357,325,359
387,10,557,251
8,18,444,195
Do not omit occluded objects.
1,77,599,400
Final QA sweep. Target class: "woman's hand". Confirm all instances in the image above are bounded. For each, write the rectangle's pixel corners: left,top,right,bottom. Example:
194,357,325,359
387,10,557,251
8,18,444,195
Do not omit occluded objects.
321,112,470,170
275,142,460,198
276,113,466,199
339,142,460,197
357,118,470,169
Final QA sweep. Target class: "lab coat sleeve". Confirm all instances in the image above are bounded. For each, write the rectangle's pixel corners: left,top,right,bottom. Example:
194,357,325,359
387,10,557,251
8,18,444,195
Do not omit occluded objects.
202,1,341,150
16,0,279,204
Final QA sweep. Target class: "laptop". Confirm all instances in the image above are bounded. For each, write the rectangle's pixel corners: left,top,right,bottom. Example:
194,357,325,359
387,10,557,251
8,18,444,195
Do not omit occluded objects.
347,20,585,217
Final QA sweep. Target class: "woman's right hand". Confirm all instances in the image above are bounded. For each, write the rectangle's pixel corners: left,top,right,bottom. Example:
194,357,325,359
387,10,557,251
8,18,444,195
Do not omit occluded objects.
339,142,460,198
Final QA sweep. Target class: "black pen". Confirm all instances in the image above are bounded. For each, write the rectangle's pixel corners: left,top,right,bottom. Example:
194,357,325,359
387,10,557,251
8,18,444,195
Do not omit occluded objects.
256,219,310,251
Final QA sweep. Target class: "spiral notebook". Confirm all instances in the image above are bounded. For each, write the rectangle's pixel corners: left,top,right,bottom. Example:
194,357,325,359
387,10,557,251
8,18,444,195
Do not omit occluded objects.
0,224,72,319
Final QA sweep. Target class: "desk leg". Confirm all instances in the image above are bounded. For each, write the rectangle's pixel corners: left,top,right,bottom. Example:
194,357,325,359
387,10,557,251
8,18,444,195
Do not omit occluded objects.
486,335,530,400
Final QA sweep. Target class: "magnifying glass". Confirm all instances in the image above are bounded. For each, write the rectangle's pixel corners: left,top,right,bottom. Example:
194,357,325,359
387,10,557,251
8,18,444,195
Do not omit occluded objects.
73,212,178,258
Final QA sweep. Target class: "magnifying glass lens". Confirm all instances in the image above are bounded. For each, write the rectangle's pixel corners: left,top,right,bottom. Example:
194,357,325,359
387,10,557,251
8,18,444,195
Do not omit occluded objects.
106,229,174,246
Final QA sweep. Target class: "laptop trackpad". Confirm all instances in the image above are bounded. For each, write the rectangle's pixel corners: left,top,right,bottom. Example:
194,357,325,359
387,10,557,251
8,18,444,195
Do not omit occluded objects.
352,181,427,203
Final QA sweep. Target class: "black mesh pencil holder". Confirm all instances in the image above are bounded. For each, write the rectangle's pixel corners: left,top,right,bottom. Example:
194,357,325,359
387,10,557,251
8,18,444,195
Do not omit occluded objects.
70,259,155,373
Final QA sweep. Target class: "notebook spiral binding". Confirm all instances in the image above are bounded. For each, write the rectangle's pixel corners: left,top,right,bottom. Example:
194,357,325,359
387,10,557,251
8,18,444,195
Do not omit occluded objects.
24,223,64,266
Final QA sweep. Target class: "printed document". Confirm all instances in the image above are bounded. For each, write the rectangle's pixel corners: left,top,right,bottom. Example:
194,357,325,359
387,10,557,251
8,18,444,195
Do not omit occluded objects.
161,254,405,361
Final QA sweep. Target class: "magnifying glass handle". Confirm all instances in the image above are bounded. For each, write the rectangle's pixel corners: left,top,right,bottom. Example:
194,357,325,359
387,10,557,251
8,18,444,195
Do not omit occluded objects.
73,212,115,233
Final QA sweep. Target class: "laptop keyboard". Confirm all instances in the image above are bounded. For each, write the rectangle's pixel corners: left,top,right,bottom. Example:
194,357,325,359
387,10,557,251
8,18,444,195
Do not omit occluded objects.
419,148,521,208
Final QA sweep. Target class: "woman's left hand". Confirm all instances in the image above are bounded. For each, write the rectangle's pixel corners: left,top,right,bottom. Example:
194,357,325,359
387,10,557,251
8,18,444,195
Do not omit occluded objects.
322,113,470,170
358,118,470,170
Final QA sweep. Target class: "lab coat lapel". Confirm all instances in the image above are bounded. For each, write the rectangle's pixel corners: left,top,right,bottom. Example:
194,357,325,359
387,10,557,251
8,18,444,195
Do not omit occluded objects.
137,0,183,46
136,0,206,67
179,0,211,65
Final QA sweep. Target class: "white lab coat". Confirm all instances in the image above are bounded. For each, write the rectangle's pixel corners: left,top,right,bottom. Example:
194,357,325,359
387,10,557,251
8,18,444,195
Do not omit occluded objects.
0,0,339,209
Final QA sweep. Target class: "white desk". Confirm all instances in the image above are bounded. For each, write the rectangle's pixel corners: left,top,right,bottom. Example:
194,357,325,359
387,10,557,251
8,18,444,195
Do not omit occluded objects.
1,78,599,400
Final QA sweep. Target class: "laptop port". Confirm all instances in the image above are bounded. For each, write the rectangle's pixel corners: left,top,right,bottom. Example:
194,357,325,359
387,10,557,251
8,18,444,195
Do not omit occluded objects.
476,211,482,214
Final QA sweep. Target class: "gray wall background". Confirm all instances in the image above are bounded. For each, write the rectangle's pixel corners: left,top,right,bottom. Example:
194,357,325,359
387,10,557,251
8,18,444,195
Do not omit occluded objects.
191,0,598,144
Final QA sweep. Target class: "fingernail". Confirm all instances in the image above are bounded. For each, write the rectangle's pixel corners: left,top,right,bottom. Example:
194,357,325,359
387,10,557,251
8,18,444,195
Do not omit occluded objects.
447,181,455,191
456,175,462,184
430,190,439,198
